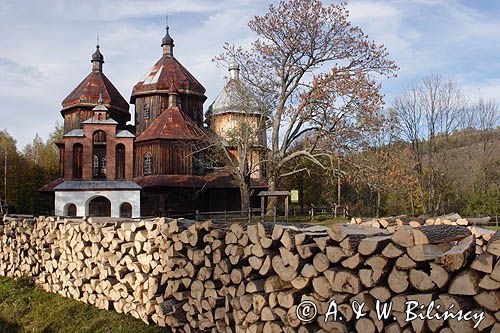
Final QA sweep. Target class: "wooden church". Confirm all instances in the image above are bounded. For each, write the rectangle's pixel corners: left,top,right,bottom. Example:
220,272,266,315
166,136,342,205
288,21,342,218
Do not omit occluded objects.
41,25,267,218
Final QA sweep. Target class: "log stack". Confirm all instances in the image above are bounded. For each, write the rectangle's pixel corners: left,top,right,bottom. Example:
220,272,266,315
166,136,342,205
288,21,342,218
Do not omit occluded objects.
0,214,499,332
351,215,496,255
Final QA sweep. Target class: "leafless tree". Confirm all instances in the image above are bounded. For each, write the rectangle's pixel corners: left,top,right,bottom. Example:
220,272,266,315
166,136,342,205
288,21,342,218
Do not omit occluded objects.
393,74,466,214
469,98,500,193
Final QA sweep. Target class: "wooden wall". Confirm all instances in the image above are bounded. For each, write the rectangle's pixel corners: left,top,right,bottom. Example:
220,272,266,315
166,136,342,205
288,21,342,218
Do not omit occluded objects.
134,141,194,177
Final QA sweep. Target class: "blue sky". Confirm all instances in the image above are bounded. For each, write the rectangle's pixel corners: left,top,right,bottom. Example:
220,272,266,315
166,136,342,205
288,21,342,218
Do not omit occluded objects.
1,0,500,148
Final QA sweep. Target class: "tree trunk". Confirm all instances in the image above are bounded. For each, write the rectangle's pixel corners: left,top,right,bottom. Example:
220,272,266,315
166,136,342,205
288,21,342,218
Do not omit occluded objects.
376,190,381,218
238,177,251,214
266,170,279,216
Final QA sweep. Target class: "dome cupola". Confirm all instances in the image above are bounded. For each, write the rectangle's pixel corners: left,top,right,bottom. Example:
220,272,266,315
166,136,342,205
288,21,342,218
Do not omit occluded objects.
91,43,104,72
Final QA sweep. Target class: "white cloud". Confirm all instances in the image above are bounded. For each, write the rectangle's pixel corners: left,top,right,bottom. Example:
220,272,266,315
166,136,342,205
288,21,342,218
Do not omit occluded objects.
1,0,500,148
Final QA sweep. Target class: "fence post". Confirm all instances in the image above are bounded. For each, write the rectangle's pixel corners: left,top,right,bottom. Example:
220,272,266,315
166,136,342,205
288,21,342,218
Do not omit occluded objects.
273,206,277,223
195,210,199,221
248,207,251,223
261,197,265,222
224,210,227,222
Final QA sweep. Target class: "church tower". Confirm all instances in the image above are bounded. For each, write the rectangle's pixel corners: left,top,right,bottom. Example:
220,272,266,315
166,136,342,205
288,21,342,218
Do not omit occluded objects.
206,63,268,180
131,24,208,216
51,45,140,218
130,24,207,136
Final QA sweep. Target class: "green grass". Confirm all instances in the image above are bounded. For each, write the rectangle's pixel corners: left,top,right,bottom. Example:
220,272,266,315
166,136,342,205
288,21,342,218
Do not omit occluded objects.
487,225,500,231
0,276,167,333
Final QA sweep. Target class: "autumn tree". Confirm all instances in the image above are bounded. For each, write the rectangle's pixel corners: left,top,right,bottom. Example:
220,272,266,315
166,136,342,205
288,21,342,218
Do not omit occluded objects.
0,130,18,212
216,0,397,213
23,122,62,178
0,124,62,214
393,75,466,214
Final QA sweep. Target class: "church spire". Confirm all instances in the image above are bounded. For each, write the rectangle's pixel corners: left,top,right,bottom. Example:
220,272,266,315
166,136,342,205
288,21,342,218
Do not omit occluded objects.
161,15,174,57
91,37,104,72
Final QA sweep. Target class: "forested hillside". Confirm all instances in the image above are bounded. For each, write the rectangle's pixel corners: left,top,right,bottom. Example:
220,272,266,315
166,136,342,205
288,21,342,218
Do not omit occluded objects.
283,126,500,218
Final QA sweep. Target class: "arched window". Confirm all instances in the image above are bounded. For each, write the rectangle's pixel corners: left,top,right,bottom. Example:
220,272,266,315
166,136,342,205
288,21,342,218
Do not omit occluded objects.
120,202,132,218
72,143,83,179
93,130,106,143
66,203,77,217
115,144,125,180
93,130,106,179
144,151,152,175
143,103,150,119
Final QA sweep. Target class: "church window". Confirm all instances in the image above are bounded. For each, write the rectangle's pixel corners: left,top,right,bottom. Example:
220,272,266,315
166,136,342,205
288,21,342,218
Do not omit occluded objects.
144,151,152,175
93,155,99,177
93,130,106,179
93,130,106,143
143,103,150,119
72,143,83,179
115,144,125,180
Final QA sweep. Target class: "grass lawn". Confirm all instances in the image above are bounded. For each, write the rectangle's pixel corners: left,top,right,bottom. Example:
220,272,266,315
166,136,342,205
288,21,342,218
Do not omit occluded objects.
0,276,167,333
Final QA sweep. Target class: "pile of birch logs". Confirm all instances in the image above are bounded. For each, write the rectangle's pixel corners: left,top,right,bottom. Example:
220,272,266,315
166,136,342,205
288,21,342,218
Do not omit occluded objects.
0,214,499,332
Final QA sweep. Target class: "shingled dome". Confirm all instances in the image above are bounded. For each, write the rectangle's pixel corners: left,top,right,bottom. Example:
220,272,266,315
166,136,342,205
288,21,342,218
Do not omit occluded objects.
61,45,129,114
206,63,260,119
130,25,206,103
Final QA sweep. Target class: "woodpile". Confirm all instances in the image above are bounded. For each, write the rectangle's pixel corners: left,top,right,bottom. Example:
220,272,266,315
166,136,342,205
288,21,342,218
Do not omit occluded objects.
0,214,499,332
350,215,496,255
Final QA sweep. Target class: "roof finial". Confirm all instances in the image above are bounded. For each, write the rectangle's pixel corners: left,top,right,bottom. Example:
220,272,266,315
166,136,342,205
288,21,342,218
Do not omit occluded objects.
98,93,104,105
161,14,174,56
91,38,104,72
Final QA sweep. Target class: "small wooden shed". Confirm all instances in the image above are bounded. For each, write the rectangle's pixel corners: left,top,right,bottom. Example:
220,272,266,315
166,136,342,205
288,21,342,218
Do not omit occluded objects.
258,190,291,222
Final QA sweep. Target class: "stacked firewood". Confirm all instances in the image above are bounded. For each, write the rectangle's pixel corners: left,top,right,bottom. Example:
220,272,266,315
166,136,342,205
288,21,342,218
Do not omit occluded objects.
151,219,500,332
0,215,172,324
0,214,499,332
0,216,40,278
351,215,496,255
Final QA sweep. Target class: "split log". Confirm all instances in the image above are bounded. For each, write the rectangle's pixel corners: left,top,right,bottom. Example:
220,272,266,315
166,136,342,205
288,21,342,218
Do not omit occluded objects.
448,270,480,295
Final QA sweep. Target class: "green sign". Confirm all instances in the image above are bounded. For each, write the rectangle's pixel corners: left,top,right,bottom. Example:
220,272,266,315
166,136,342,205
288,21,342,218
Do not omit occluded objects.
291,190,299,203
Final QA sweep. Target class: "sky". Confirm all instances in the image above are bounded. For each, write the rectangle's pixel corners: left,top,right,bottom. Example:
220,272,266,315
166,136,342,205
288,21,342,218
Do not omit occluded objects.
1,0,500,149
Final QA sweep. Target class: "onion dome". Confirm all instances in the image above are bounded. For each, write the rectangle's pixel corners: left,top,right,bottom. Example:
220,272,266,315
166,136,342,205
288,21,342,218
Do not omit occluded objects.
61,44,129,115
161,26,174,50
131,25,206,103
91,44,104,64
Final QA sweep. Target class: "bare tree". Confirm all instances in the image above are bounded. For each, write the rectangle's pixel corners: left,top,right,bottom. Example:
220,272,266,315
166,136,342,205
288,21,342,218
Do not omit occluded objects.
470,98,500,193
393,75,466,214
216,0,397,213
